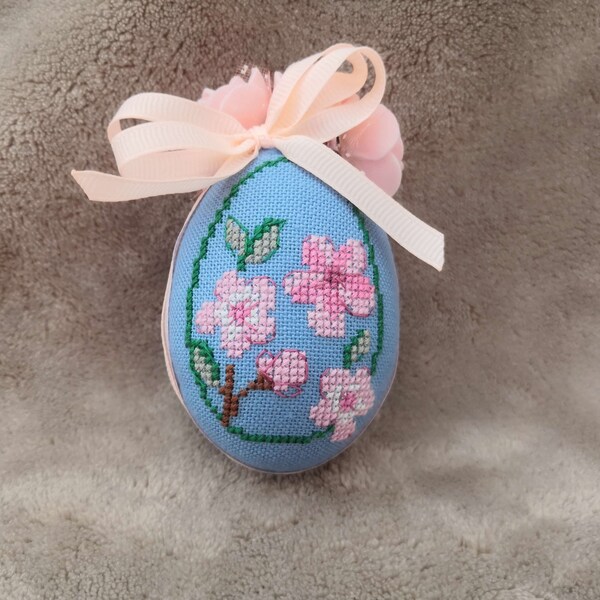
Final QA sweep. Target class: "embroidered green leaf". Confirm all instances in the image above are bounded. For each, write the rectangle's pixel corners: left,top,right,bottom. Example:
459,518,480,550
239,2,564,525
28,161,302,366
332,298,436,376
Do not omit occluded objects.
343,329,371,368
225,217,248,256
192,341,220,387
241,218,286,268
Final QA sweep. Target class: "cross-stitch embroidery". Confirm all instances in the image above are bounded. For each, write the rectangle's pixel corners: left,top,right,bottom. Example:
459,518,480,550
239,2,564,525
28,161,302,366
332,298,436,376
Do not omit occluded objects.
256,349,308,397
283,236,375,337
343,329,371,368
219,349,309,426
185,158,384,444
225,216,285,271
195,270,276,358
310,367,375,441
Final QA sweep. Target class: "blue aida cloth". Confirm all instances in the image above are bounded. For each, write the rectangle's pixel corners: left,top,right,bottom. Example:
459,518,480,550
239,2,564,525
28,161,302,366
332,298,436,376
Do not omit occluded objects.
167,148,400,473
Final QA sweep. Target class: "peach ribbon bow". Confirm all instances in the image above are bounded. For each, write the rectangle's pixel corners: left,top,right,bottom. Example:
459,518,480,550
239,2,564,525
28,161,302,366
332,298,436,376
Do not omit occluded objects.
72,44,444,270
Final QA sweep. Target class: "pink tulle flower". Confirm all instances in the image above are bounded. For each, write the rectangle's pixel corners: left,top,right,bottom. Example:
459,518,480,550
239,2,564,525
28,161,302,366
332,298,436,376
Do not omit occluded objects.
283,236,375,338
199,68,403,194
310,367,375,441
198,67,272,129
338,104,404,196
195,270,275,358
256,349,308,397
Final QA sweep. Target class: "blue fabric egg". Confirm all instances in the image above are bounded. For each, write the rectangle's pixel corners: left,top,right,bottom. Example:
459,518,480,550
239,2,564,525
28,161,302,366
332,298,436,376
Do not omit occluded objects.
164,148,400,473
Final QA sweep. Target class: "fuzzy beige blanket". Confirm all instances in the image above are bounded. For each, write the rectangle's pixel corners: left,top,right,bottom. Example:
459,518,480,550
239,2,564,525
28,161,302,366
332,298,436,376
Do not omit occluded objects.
1,1,599,598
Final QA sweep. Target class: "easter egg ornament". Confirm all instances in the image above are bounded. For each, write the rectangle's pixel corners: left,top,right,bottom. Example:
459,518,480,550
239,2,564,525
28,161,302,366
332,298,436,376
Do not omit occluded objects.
72,45,444,473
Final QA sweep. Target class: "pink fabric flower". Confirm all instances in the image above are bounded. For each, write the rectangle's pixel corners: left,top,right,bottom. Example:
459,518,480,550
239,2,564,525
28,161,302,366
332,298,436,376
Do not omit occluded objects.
310,368,375,441
256,350,308,397
198,67,273,129
338,104,404,196
283,236,375,337
196,270,275,358
198,68,402,194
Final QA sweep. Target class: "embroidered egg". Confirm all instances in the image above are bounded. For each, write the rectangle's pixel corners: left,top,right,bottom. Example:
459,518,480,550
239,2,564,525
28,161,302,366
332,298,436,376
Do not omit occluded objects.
164,148,400,473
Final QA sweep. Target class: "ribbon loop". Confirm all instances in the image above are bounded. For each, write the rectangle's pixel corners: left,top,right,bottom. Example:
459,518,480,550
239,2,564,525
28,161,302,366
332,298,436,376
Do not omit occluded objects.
72,44,444,270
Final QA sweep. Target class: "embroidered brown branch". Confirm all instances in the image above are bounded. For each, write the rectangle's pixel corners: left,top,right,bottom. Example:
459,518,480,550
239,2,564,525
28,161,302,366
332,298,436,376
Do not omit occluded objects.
218,366,273,427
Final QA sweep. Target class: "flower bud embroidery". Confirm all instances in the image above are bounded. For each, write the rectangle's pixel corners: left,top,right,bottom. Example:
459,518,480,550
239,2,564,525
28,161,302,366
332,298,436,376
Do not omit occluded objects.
256,350,308,397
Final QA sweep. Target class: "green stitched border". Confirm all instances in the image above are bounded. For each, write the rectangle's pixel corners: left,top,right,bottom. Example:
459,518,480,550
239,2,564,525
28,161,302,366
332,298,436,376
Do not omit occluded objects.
184,156,384,443
351,205,385,374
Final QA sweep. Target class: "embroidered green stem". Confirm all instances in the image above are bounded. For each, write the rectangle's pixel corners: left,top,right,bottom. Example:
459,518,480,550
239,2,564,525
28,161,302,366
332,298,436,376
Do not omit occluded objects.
351,206,384,375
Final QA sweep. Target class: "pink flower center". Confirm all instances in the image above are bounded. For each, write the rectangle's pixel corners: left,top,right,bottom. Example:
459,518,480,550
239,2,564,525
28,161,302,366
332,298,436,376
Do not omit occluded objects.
229,301,253,325
326,270,346,286
340,391,358,411
313,268,346,292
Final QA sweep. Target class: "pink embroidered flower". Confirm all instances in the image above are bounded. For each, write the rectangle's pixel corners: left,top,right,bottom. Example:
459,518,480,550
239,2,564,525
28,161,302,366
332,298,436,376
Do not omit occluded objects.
338,104,404,196
310,368,375,441
283,236,375,337
256,350,308,397
198,67,273,129
196,271,275,358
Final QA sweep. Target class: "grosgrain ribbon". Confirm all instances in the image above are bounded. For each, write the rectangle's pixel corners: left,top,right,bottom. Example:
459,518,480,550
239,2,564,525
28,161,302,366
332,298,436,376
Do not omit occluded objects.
72,44,444,270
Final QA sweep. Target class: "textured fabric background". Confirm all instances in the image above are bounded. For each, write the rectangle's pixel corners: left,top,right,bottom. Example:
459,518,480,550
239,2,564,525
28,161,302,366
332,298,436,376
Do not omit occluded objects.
1,1,598,598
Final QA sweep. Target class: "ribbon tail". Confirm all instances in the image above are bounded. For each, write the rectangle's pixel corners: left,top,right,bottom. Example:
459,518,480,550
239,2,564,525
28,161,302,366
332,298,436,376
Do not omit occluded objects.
276,137,445,271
